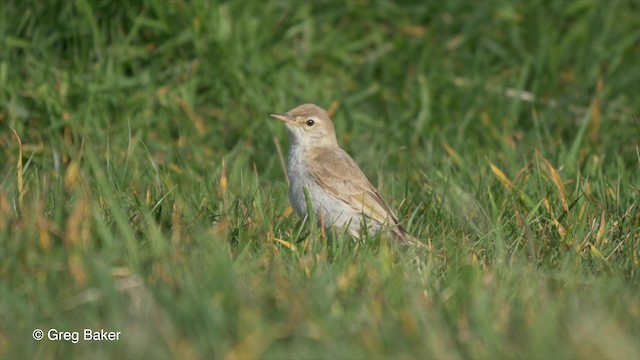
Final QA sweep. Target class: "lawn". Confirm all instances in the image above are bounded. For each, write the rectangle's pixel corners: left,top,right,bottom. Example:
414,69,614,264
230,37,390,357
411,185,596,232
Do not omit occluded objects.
1,1,639,359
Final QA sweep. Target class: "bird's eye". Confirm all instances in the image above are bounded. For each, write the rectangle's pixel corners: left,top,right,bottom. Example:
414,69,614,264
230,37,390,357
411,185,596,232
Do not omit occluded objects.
306,119,315,126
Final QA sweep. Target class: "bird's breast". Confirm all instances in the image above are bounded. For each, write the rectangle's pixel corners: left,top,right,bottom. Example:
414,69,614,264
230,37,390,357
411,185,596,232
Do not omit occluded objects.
287,146,312,218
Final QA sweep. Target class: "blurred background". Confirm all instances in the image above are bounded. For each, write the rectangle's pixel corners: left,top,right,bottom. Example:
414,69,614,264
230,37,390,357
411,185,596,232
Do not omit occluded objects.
1,1,639,358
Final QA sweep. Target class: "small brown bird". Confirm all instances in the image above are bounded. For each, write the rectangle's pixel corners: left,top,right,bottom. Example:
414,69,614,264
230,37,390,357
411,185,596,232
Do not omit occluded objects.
271,103,423,247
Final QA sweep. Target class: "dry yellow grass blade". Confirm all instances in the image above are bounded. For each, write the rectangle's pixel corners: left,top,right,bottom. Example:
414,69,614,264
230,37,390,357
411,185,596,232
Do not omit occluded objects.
63,126,73,154
595,209,606,247
68,253,87,287
318,211,329,245
444,143,464,168
401,24,426,37
20,143,45,153
540,156,569,213
0,194,10,231
272,237,297,251
0,331,8,355
64,160,80,191
37,201,53,252
277,206,294,221
577,201,588,226
65,194,91,248
176,96,206,135
327,100,340,118
543,196,566,238
336,264,358,292
146,186,152,207
38,230,52,251
490,163,514,191
219,158,228,196
169,163,183,174
589,245,608,265
171,202,183,245
10,127,24,207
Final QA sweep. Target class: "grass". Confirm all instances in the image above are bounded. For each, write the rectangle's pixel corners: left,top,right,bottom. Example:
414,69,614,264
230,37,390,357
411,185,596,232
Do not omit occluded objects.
1,0,639,358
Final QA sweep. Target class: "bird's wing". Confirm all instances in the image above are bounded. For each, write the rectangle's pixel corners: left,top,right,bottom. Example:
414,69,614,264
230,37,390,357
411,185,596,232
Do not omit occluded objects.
308,148,400,226
308,148,427,248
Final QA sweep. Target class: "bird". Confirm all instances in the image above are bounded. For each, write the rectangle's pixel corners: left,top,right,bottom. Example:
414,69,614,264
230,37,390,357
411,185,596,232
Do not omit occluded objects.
271,103,424,247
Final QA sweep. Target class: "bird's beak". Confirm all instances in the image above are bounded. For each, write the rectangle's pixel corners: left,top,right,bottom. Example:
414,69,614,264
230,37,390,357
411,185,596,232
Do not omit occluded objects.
270,113,293,123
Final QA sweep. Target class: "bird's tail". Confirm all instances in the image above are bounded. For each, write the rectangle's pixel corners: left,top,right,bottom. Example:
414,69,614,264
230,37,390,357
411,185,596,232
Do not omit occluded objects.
393,225,428,249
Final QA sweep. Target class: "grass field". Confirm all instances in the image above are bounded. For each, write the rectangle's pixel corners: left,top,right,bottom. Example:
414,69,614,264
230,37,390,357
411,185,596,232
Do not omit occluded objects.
1,1,639,358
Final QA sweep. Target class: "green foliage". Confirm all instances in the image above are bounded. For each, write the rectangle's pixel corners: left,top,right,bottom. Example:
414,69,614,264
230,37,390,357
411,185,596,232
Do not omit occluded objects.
1,0,639,358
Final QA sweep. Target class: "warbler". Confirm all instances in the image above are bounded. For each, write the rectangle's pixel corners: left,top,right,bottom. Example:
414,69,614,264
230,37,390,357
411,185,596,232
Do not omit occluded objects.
271,103,423,247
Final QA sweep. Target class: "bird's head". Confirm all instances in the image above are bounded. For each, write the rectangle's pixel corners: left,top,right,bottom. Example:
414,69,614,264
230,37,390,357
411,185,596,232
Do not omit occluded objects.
271,103,338,149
